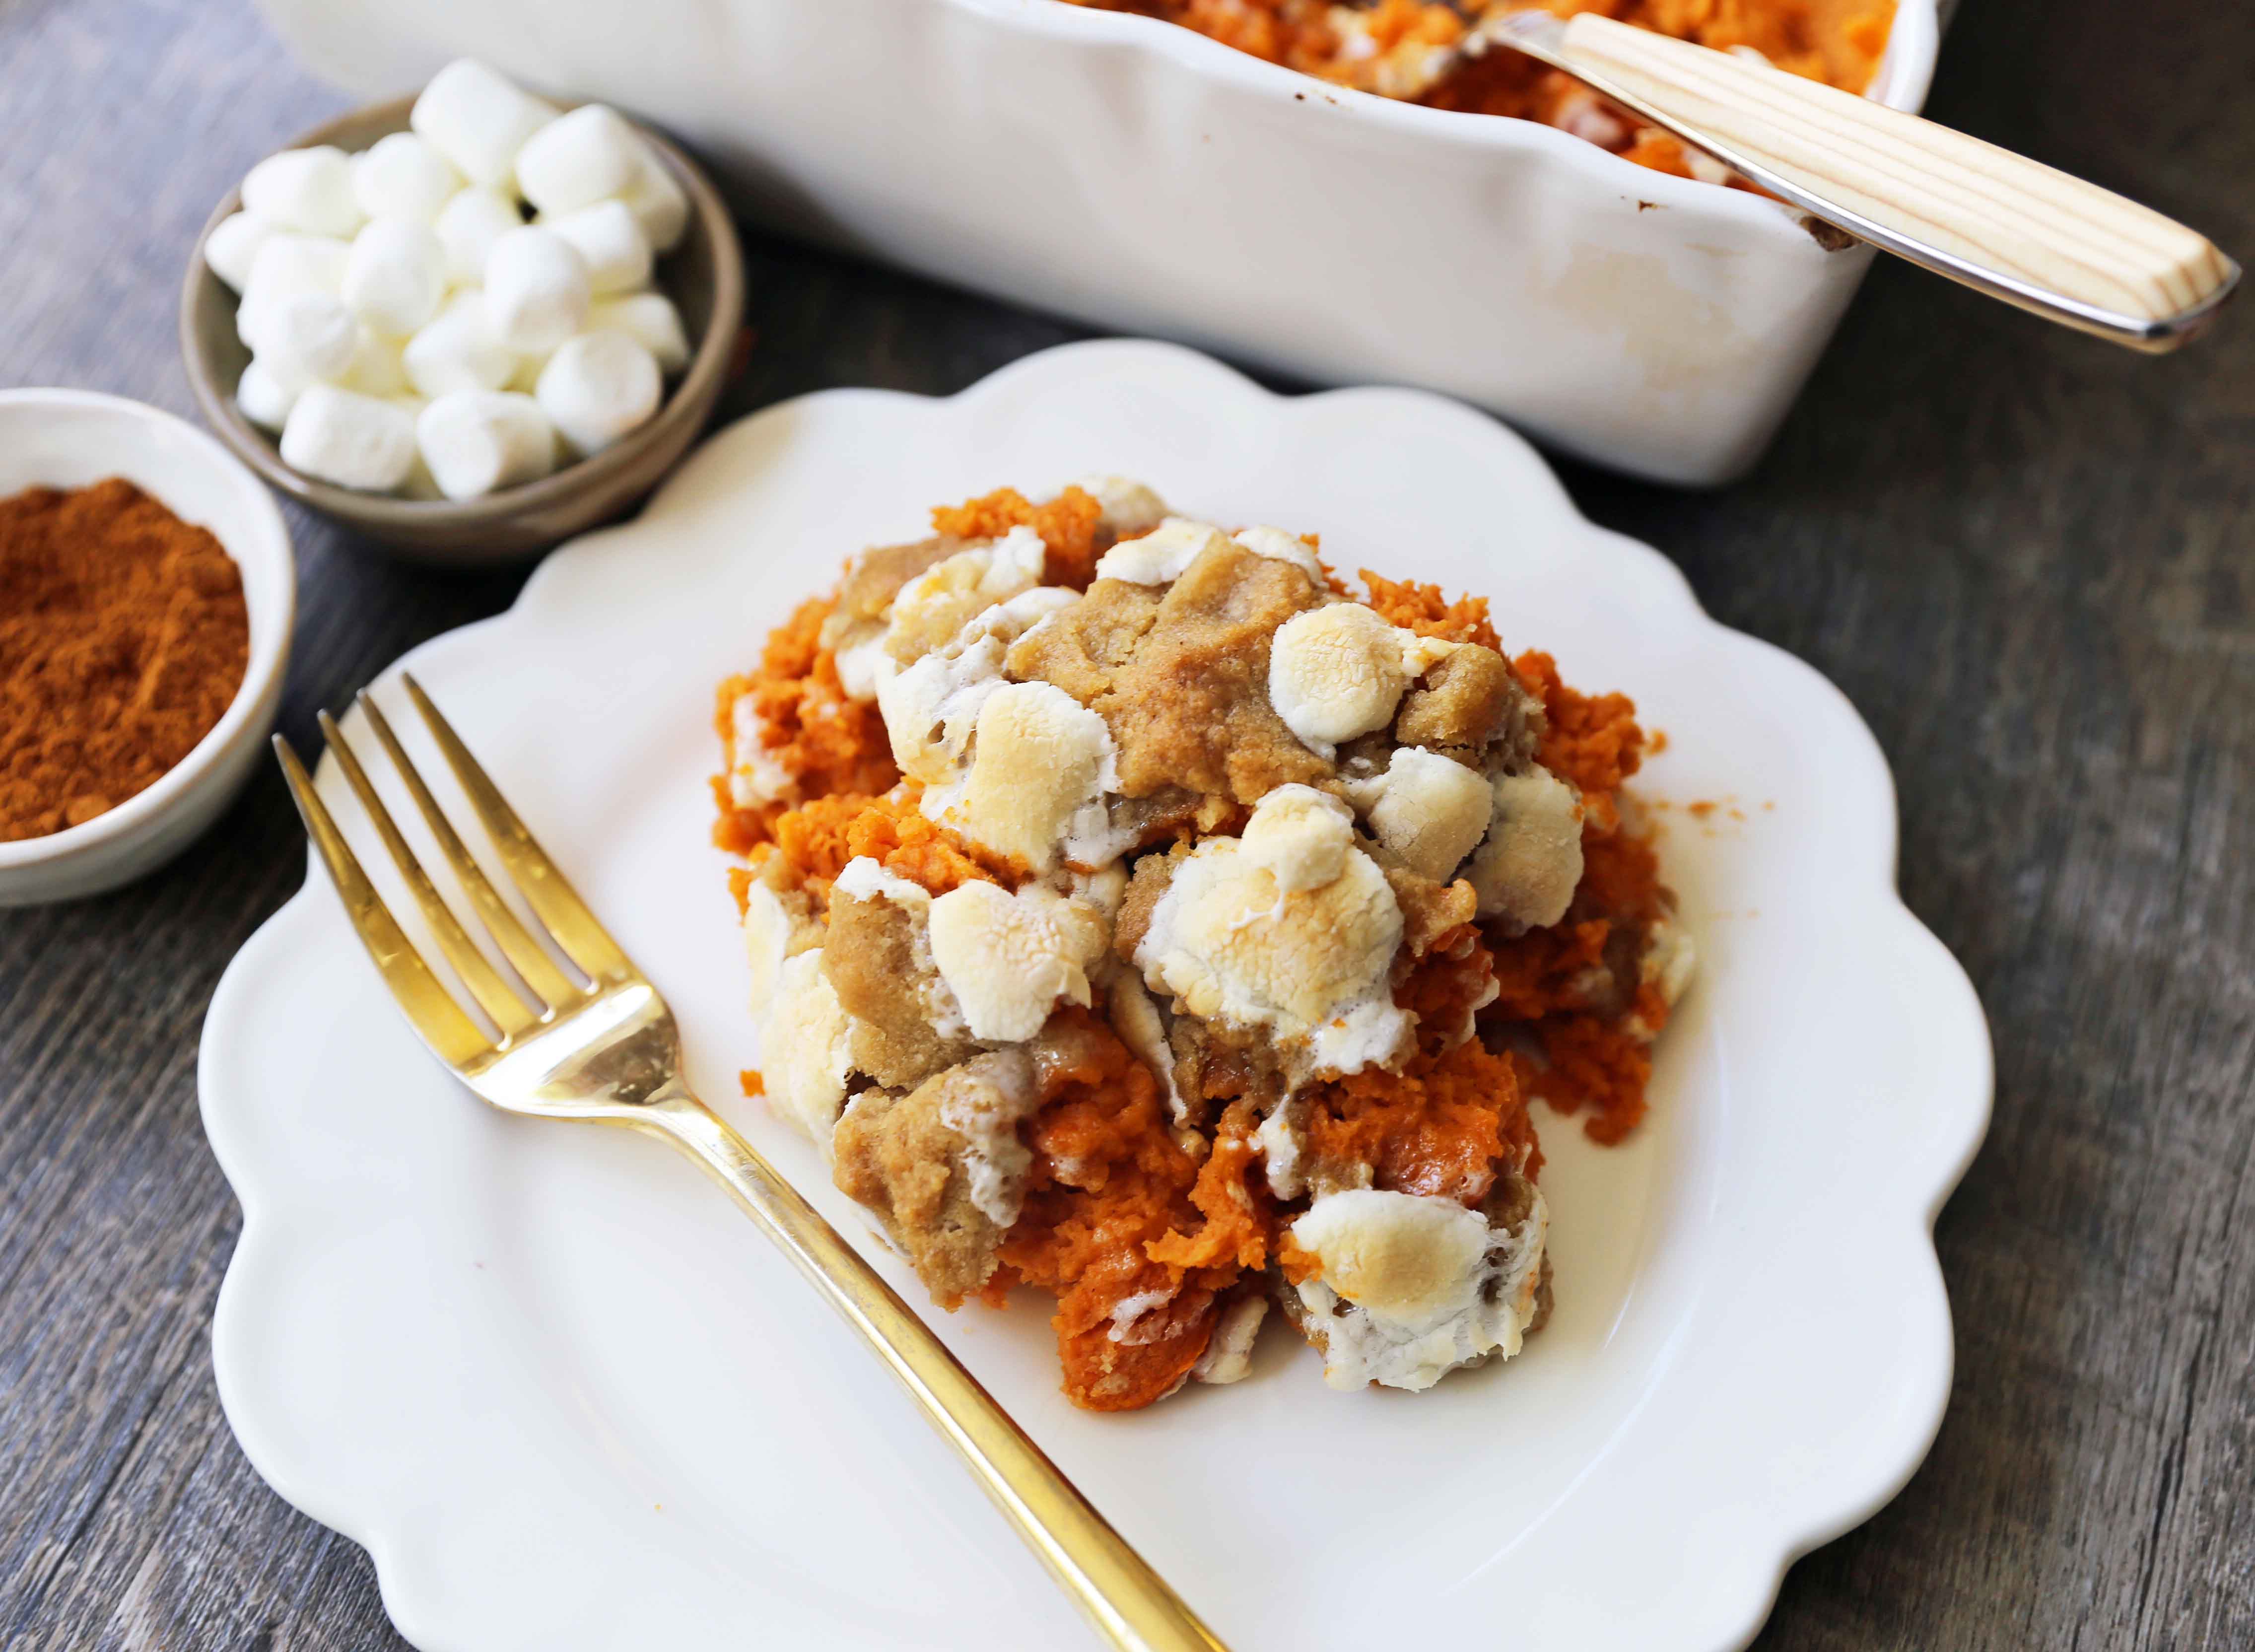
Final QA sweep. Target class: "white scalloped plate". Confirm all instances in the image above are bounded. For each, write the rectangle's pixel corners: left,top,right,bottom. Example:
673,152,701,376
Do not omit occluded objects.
201,339,1990,1652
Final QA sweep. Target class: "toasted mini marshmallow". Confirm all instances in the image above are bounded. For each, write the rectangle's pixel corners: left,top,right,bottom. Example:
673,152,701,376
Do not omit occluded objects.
1236,783,1354,893
1190,1294,1270,1385
1134,785,1407,1075
926,881,1105,1043
1351,747,1494,882
876,585,1076,783
1289,1186,1548,1391
883,527,1047,665
1093,516,1231,586
763,950,856,1152
1268,602,1410,754
930,1049,1041,1226
1231,524,1324,580
1073,475,1169,539
1467,767,1584,930
950,681,1117,873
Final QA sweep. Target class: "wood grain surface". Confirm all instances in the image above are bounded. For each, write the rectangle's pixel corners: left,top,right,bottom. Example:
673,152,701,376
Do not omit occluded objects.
2,0,2249,1647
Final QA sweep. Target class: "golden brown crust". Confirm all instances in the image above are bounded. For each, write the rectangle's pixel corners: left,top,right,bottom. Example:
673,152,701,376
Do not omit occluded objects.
834,535,966,629
822,889,975,1090
1394,644,1529,761
831,1078,1000,1308
1384,868,1479,959
1013,545,1332,803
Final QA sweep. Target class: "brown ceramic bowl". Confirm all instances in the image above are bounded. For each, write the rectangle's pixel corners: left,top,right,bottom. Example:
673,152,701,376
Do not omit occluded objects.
180,95,744,567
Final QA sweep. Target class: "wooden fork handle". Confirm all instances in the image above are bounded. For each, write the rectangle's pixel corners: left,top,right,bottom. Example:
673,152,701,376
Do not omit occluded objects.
636,1089,1230,1652
1499,12,2238,350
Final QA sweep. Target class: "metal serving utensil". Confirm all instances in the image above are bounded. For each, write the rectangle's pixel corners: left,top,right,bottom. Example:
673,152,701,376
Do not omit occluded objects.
1472,11,2238,350
273,676,1229,1652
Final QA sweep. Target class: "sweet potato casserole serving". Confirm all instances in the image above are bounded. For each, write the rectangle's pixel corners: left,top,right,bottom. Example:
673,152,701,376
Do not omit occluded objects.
714,481,1693,1410
1062,0,1896,184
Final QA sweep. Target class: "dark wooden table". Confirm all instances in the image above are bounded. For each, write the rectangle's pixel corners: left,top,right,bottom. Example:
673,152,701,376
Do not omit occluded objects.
4,0,2250,1646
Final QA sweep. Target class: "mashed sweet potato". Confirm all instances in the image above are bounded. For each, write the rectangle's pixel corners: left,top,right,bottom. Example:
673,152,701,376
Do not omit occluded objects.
1065,0,1894,183
718,487,1686,1407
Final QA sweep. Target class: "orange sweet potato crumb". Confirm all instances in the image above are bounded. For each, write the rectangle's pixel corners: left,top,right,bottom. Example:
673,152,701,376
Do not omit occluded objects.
1303,1033,1539,1207
931,485,1107,590
711,595,899,853
1070,0,1895,185
720,502,1682,1409
1360,569,1504,650
771,787,1018,900
999,1011,1247,1409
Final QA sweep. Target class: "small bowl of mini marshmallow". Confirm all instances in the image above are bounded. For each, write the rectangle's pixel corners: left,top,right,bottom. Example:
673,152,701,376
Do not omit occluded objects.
181,60,745,565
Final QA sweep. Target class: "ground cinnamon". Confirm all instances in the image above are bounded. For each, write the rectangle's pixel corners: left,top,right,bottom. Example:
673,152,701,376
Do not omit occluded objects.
0,478,251,841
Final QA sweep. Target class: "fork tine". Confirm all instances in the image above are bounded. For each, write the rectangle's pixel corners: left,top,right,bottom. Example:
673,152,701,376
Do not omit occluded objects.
356,693,584,1011
273,735,494,1069
400,674,634,983
319,710,544,1040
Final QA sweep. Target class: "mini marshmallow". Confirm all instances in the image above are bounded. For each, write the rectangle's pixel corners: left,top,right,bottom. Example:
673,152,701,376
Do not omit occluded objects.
1268,602,1411,751
514,104,642,215
350,132,464,223
337,328,410,399
240,146,365,238
278,384,417,491
432,186,524,287
251,290,360,383
483,225,591,353
587,291,689,373
504,346,554,395
535,328,660,455
204,211,280,293
619,145,689,252
1094,517,1232,585
235,235,348,349
543,199,651,295
235,359,299,431
410,59,558,188
1074,476,1169,539
416,390,558,500
343,217,447,337
403,293,517,398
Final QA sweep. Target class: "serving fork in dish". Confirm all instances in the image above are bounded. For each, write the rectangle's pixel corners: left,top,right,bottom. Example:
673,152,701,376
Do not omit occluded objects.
1483,11,2237,348
273,676,1229,1652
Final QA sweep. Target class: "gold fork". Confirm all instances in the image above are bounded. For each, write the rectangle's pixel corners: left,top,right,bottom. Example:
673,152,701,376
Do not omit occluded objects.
273,673,1228,1652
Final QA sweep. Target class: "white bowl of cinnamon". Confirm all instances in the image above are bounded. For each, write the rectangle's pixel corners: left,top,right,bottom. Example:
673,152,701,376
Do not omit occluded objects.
0,389,294,905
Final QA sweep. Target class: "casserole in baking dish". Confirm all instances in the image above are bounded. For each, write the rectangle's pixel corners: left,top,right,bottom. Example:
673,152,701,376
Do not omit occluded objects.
255,0,1939,482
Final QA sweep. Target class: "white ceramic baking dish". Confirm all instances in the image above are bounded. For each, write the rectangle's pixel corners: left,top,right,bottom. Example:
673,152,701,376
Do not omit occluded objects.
255,0,1939,485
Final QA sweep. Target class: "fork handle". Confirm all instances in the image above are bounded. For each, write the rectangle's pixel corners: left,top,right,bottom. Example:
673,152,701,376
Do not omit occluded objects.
1491,12,2238,350
635,1087,1230,1652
